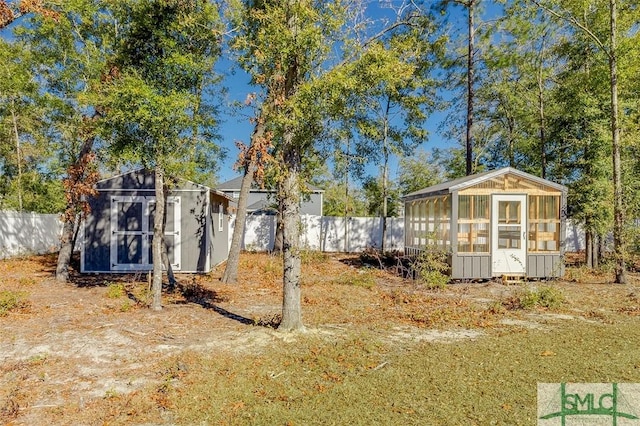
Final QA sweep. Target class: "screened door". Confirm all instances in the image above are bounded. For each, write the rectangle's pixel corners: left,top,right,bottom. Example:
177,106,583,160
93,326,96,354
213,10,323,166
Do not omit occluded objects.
491,194,526,275
110,196,181,271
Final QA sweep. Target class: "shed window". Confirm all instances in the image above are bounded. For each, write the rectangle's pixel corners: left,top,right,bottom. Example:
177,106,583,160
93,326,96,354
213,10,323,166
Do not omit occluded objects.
528,195,561,252
458,195,490,253
405,195,450,250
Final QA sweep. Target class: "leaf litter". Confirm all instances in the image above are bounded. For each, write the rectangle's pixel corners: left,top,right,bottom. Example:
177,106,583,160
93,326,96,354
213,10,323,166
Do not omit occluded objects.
0,252,639,424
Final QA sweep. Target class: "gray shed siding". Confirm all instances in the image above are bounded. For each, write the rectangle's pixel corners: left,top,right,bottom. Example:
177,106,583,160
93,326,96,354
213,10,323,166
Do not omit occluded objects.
177,188,210,272
527,254,564,278
451,255,492,279
209,194,230,266
81,170,229,273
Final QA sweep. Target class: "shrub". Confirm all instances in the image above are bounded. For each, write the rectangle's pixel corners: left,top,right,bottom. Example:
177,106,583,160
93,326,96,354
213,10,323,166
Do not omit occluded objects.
413,248,450,290
0,290,29,316
106,283,126,299
510,285,565,310
301,250,328,265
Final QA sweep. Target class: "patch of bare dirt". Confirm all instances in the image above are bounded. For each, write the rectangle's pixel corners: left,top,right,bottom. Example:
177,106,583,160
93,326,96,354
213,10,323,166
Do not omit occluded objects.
1,252,639,424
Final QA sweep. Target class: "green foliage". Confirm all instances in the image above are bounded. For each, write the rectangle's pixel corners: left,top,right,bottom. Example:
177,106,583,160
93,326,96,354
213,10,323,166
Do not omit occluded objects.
312,165,368,217
0,38,61,213
0,170,66,213
320,182,368,217
336,270,376,289
510,285,565,310
106,283,126,299
98,0,224,178
0,290,28,316
397,150,442,195
413,245,450,290
300,250,329,265
362,176,401,217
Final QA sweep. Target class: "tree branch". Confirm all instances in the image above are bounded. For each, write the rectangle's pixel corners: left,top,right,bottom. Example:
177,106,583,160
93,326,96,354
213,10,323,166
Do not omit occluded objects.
337,14,421,68
530,0,610,59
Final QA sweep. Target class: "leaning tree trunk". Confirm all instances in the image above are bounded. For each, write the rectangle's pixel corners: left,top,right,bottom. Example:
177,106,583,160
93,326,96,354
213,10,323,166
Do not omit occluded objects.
222,167,254,283
151,167,166,310
278,135,304,332
222,117,266,283
56,218,76,283
56,135,96,283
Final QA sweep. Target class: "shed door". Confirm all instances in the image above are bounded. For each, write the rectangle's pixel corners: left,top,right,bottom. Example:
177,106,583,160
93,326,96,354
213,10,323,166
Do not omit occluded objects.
110,196,181,271
491,194,526,275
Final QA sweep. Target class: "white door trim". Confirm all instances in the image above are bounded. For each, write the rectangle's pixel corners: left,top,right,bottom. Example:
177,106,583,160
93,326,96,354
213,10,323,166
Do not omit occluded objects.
491,194,527,275
110,196,181,271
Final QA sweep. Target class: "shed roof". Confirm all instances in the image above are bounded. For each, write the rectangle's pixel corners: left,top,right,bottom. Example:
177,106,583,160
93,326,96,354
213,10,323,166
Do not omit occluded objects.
217,176,324,193
402,167,566,201
95,168,233,201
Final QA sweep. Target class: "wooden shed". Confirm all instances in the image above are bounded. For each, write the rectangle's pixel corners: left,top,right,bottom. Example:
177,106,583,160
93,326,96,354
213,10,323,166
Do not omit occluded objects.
81,169,231,273
402,167,567,279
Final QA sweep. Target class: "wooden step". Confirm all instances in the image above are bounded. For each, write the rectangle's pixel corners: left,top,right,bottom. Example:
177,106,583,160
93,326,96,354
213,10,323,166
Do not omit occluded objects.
502,274,525,285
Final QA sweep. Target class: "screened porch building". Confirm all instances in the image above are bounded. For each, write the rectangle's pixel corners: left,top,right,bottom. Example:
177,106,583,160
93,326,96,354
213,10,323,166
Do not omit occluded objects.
403,167,567,279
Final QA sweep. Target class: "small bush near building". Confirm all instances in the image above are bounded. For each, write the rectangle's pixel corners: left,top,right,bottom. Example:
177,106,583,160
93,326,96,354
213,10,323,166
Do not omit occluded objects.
414,248,450,290
506,285,565,310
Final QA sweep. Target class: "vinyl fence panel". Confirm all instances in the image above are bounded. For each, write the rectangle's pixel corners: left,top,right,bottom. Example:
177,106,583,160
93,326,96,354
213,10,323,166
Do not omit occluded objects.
0,211,62,259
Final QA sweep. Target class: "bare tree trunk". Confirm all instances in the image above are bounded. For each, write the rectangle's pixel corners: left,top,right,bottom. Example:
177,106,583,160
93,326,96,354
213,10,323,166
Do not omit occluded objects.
161,242,175,290
380,99,391,252
585,230,593,268
537,55,547,179
593,234,600,269
609,0,625,284
598,234,605,267
222,118,265,283
56,219,76,282
344,137,350,252
465,0,475,176
273,201,284,254
222,170,253,282
507,115,515,168
56,135,95,283
161,186,176,291
151,167,166,310
381,153,388,253
278,133,304,332
11,100,23,211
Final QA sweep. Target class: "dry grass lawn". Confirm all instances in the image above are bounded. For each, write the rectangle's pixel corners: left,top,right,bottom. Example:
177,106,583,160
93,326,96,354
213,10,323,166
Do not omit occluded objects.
1,251,640,424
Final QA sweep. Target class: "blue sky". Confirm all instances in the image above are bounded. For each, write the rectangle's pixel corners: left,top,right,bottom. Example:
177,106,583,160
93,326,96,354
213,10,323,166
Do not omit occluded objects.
213,0,481,185
1,1,471,186
214,62,456,185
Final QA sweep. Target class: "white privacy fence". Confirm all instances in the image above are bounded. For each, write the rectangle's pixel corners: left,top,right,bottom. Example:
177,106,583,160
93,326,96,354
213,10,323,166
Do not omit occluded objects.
0,211,63,259
240,215,404,252
239,214,589,253
1,210,589,259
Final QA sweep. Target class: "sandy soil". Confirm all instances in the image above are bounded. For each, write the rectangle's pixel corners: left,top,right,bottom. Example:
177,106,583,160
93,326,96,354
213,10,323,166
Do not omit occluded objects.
1,252,638,424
